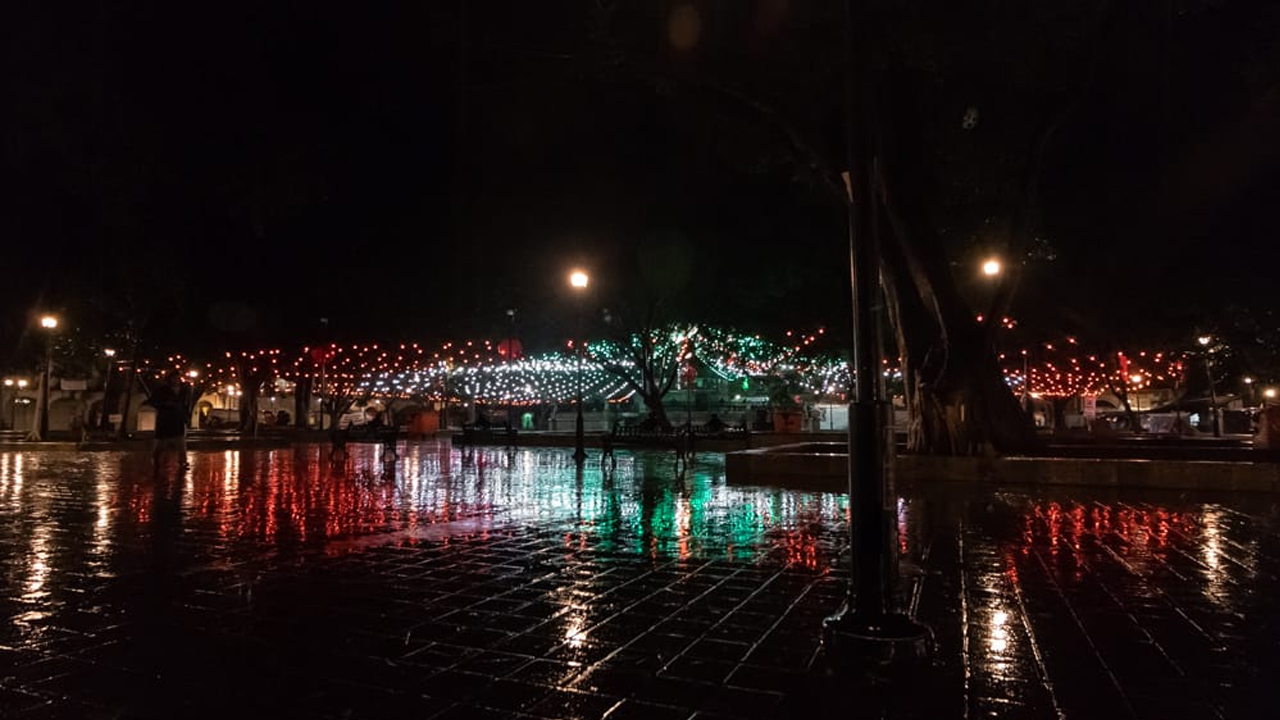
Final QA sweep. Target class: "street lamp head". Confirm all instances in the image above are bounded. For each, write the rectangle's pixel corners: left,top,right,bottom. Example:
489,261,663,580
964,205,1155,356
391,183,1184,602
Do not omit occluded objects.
1197,335,1212,347
569,270,589,289
3,379,12,387
103,348,116,358
981,258,1001,277
40,315,58,330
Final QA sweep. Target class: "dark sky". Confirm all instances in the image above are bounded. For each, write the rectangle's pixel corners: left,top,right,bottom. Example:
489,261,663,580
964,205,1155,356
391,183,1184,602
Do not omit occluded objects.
3,1,1278,361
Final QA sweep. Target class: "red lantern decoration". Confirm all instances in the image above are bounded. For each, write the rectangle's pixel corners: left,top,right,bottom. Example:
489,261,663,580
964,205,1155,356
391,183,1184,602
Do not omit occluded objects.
497,338,523,360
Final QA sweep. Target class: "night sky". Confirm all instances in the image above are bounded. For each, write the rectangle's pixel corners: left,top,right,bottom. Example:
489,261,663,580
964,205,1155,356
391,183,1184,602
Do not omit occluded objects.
4,1,1278,361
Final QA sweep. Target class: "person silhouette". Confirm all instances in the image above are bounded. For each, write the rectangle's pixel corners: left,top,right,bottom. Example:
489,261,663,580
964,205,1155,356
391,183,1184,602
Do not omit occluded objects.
144,371,192,471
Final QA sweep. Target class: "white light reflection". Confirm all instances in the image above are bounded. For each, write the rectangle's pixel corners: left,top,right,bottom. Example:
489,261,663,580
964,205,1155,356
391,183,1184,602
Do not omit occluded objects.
1201,506,1228,607
563,613,588,649
0,453,24,497
92,475,113,561
23,522,53,604
223,449,240,489
989,609,1009,653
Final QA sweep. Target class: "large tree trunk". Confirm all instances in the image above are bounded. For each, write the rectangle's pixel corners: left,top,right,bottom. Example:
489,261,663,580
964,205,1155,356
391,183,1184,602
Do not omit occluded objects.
239,384,260,436
293,375,312,429
872,67,1038,456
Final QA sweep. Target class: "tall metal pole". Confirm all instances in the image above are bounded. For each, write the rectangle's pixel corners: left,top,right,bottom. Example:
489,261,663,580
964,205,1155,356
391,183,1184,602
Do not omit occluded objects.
823,0,929,661
1022,349,1030,411
39,331,54,439
507,308,517,430
573,298,587,465
100,350,115,431
1206,354,1220,437
318,318,328,430
117,354,136,440
1199,336,1220,437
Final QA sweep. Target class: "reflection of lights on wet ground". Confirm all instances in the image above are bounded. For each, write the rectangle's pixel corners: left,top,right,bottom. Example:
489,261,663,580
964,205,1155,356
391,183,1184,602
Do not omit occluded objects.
24,523,52,602
989,609,1009,653
92,475,114,562
897,497,909,554
563,613,588,648
0,453,24,496
222,449,239,489
0,444,857,593
1201,506,1227,607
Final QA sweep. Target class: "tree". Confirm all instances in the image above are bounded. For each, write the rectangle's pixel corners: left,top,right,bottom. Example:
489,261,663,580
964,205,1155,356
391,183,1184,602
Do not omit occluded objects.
552,1,1142,454
593,317,692,429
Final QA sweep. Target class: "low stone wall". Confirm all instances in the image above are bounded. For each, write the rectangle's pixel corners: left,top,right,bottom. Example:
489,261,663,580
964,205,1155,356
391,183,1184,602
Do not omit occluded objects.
900,455,1280,493
725,443,1280,493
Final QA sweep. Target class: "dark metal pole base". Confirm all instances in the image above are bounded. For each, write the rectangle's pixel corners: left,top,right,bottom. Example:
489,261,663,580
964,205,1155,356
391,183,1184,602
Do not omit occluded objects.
822,601,933,666
573,406,587,464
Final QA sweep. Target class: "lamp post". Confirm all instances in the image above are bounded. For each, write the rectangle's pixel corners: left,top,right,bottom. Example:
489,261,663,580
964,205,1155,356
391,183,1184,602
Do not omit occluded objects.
1199,335,1220,437
569,270,589,465
822,0,930,662
1130,374,1144,413
100,348,116,430
1021,348,1030,412
507,308,517,431
317,318,329,430
34,315,58,441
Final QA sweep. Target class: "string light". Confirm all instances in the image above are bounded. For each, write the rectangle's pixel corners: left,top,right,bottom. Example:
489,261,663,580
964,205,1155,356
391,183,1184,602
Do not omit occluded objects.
128,325,1215,407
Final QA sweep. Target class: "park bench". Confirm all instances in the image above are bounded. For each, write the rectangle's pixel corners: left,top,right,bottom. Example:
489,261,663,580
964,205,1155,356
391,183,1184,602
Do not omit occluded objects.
607,420,749,450
455,422,518,446
329,422,402,461
603,419,751,471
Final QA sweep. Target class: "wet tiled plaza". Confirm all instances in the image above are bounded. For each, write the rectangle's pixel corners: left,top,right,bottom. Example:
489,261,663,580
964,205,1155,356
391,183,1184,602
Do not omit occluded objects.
2,441,1279,719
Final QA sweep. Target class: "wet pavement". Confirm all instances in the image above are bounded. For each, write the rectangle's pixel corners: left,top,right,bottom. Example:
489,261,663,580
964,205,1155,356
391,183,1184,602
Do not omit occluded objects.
2,441,1279,719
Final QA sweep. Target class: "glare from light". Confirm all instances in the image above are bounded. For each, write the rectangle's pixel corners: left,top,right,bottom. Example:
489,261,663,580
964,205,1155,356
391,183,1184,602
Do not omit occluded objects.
103,348,116,358
1198,335,1212,346
40,316,58,330
569,270,589,289
981,258,1001,276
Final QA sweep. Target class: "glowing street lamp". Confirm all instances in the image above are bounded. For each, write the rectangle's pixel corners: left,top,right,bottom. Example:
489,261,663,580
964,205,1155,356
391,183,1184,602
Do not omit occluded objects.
981,258,1002,277
569,270,589,465
100,348,117,431
1198,335,1220,436
32,315,58,440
